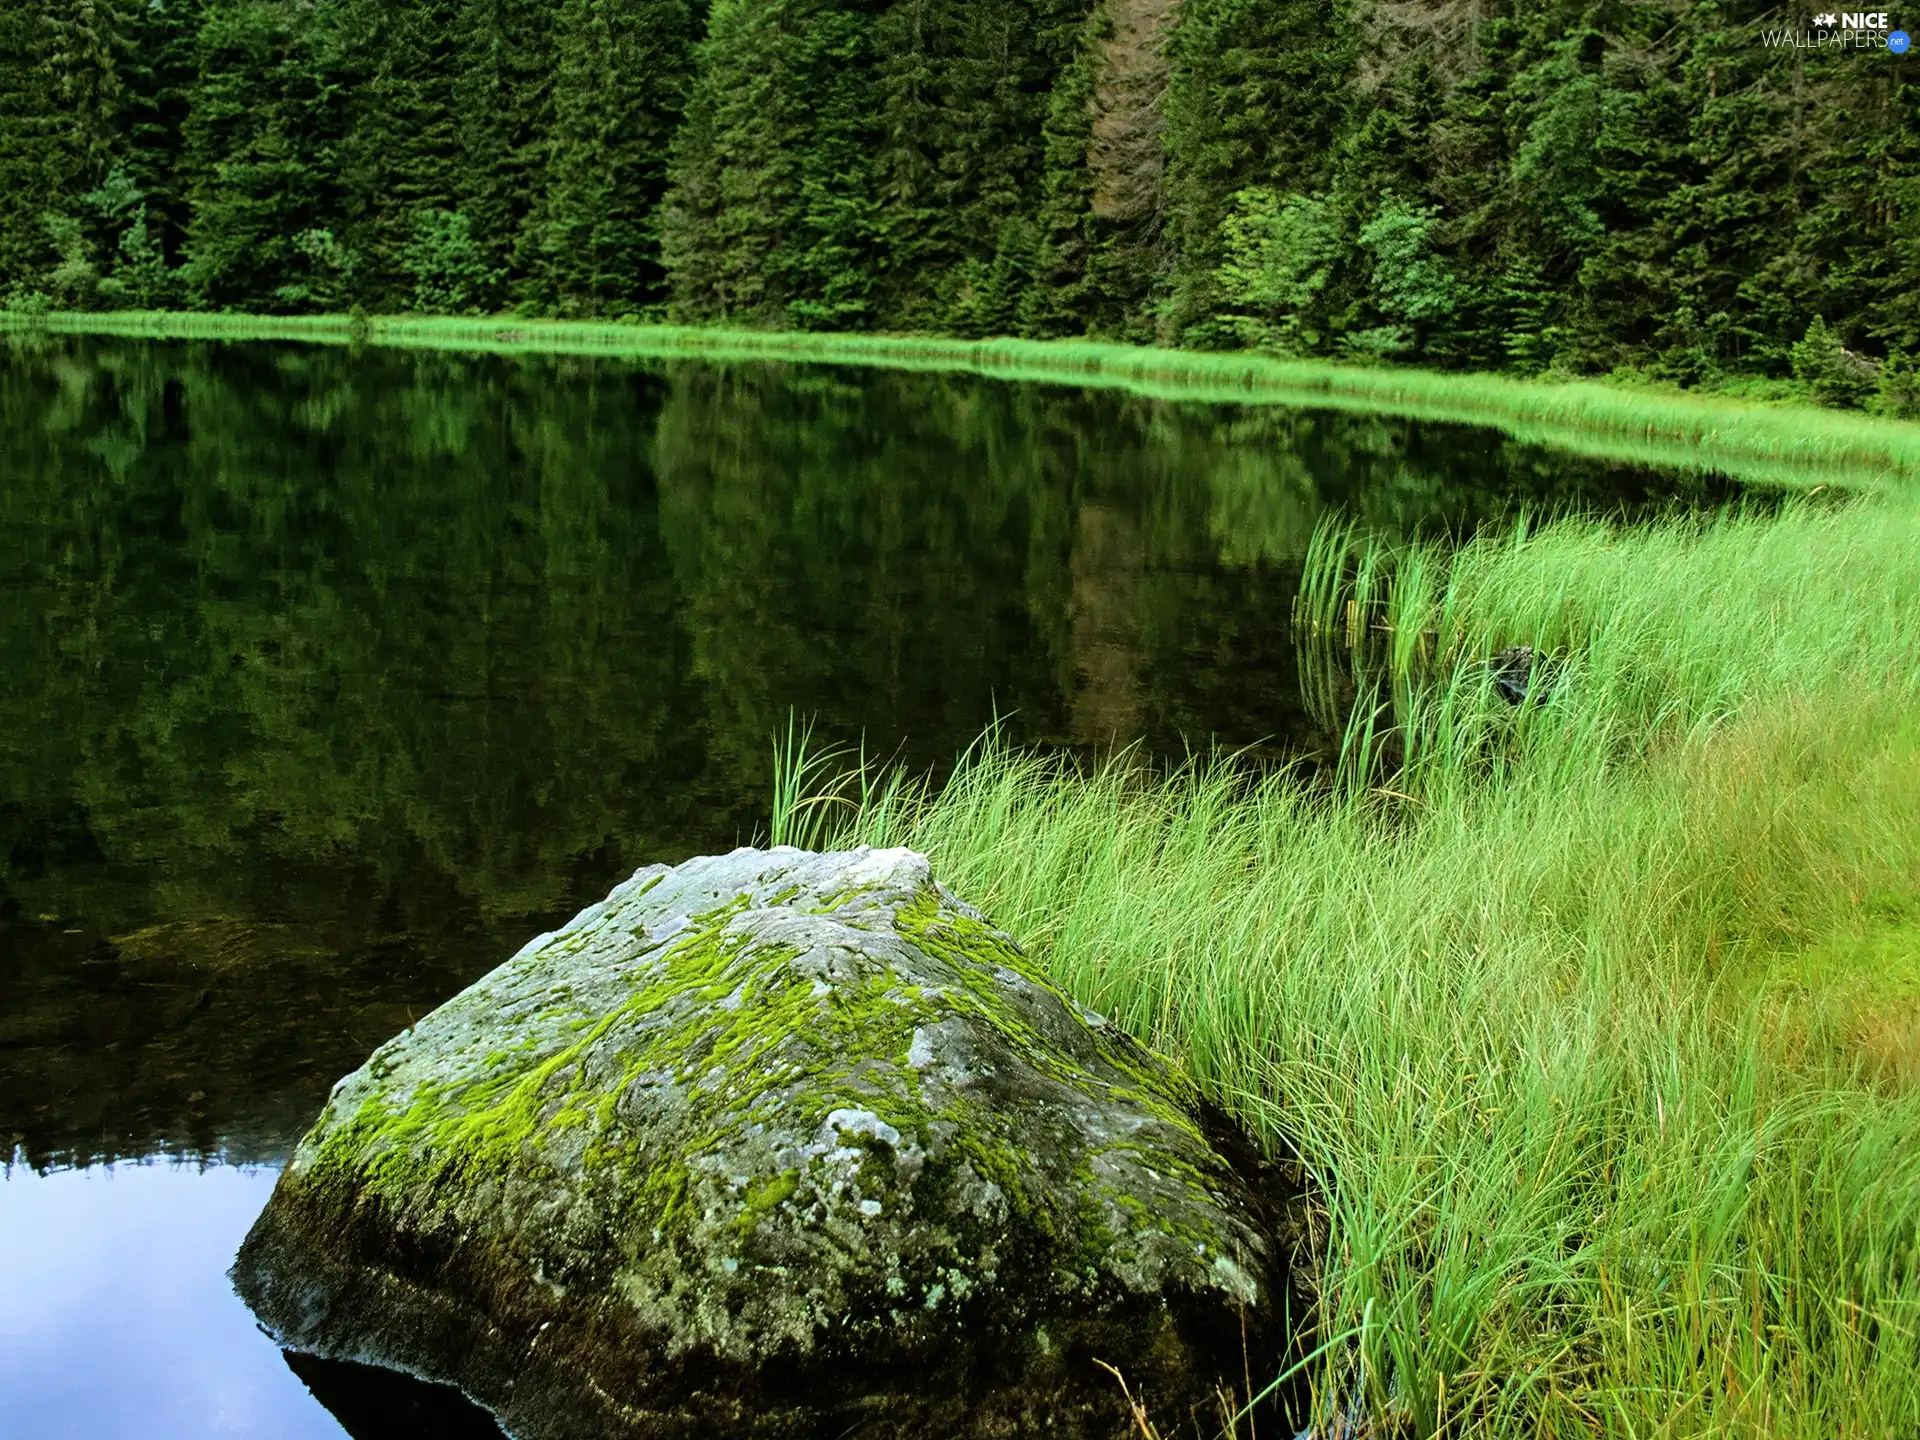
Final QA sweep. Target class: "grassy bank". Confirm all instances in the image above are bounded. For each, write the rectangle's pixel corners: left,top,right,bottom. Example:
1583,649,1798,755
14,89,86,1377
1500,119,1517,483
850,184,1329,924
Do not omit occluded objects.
785,493,1920,1436
1294,497,1920,794
8,310,1920,494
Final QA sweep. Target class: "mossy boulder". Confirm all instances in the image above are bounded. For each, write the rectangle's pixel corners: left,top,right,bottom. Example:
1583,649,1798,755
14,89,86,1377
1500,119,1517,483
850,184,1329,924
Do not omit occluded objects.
234,846,1303,1439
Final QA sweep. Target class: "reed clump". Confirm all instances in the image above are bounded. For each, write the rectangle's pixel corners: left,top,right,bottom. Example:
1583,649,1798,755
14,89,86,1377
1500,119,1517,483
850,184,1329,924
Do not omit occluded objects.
783,493,1920,1437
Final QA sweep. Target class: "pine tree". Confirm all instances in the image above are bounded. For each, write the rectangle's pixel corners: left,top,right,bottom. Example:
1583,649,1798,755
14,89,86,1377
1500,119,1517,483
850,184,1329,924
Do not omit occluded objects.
121,0,207,276
774,5,886,328
1023,7,1105,337
183,0,355,309
452,0,555,304
1158,0,1353,343
536,0,695,315
0,0,127,298
867,0,1089,330
337,0,466,308
661,0,804,322
662,0,876,326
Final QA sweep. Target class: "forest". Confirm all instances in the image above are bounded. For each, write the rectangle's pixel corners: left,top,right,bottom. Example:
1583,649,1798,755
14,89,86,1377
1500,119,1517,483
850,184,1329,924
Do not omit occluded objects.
3,0,1918,399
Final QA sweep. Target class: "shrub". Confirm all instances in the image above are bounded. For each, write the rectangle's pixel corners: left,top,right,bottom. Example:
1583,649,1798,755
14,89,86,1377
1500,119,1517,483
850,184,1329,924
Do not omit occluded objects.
1211,188,1344,353
274,229,358,311
401,210,503,315
1792,316,1879,408
1354,198,1462,359
1870,349,1920,419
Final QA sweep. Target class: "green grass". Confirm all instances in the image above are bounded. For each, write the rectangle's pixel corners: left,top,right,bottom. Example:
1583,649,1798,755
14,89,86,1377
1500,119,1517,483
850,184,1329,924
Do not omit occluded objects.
10,309,1920,493
1295,497,1920,796
788,493,1920,1436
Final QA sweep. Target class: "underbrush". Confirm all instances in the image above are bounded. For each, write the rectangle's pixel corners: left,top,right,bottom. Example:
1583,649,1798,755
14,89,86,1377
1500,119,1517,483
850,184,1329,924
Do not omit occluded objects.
782,496,1920,1436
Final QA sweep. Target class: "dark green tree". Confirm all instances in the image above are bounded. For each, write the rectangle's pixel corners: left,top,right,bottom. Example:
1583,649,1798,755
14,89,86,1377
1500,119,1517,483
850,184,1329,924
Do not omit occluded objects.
451,0,556,304
1158,0,1353,343
182,0,355,309
660,0,812,322
121,0,207,274
867,0,1088,330
0,0,126,298
336,0,465,308
535,0,696,315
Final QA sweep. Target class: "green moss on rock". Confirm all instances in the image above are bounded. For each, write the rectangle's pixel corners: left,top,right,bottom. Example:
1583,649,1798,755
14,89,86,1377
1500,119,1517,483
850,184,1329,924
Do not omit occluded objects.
235,846,1305,1439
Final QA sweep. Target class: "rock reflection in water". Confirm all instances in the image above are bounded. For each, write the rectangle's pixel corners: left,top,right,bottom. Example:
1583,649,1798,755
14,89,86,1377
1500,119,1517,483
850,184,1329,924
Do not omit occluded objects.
281,1353,507,1440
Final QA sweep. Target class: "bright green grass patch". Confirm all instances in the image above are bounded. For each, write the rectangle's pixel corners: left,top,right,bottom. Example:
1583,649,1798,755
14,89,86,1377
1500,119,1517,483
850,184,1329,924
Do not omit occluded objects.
784,495,1920,1436
1762,919,1920,1086
10,309,1920,493
1784,921,1920,1002
1296,495,1920,799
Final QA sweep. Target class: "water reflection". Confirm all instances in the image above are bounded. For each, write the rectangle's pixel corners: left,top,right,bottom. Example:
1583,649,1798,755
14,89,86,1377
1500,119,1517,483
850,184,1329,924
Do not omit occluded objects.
1,335,1746,1174
0,1163,343,1438
279,1355,506,1440
0,336,1755,1437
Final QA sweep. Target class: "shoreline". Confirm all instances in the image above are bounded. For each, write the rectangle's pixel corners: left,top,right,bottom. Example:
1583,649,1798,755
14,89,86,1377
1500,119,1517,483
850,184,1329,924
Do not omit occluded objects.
7,309,1917,493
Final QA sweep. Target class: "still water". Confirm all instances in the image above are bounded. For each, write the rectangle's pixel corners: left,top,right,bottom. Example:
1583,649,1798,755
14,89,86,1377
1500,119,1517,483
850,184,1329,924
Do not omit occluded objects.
0,336,1744,1435
0,1164,342,1438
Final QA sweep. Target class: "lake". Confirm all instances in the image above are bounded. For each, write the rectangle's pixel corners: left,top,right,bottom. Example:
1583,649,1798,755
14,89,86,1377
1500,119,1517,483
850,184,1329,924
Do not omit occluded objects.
0,335,1747,1436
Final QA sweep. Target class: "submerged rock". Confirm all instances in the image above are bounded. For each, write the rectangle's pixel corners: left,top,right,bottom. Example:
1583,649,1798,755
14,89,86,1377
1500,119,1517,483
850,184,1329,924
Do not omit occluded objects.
234,846,1305,1440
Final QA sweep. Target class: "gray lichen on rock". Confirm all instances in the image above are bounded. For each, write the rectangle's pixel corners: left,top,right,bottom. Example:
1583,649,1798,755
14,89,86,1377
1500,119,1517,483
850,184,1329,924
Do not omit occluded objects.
235,846,1303,1438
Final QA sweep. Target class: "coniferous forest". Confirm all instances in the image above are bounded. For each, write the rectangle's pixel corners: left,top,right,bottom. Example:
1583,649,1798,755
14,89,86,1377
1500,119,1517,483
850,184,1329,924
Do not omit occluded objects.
3,0,1918,397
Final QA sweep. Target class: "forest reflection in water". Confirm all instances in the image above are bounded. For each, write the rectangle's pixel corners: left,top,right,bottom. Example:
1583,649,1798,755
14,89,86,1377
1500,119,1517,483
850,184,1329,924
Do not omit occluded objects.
0,335,1746,1174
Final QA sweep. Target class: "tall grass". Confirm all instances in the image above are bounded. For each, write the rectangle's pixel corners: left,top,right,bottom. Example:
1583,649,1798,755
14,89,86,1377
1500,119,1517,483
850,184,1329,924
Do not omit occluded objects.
793,495,1920,1436
1297,497,1920,801
10,309,1920,492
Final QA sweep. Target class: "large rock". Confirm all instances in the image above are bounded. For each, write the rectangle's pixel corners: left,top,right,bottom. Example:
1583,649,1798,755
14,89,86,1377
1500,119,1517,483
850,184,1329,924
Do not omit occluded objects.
235,847,1304,1439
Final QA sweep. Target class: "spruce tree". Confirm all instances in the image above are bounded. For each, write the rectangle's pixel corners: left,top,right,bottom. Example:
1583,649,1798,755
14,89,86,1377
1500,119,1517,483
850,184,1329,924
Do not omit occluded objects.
774,5,886,328
867,0,1089,331
1023,8,1105,337
122,0,207,276
0,0,127,298
337,0,466,309
452,0,556,305
536,0,696,315
1024,0,1173,342
183,0,355,309
661,0,821,324
1158,0,1353,343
